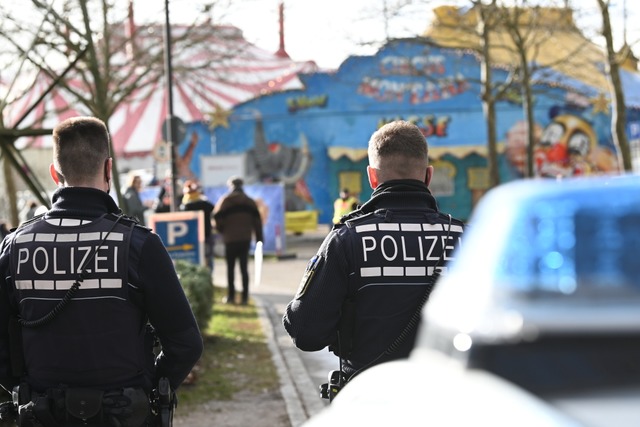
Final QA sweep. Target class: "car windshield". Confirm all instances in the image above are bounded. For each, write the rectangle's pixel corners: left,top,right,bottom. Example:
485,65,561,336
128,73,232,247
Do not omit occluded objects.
494,191,640,297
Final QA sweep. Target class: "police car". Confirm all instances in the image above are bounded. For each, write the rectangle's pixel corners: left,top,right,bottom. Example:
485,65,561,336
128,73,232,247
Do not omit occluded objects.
304,174,640,427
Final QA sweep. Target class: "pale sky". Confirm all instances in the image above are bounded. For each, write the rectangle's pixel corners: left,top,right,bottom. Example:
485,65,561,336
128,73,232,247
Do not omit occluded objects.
133,0,640,70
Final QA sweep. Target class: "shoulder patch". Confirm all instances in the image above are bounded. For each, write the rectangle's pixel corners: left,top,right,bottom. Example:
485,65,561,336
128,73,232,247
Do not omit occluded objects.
344,211,376,228
295,255,322,299
134,223,153,233
15,213,46,231
108,213,151,232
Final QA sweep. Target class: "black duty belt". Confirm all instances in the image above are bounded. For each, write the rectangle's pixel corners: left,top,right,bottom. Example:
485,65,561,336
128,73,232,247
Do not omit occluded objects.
17,385,150,427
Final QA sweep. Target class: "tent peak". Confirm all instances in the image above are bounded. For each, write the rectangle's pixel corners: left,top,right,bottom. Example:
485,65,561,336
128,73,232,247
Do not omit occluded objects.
275,2,290,59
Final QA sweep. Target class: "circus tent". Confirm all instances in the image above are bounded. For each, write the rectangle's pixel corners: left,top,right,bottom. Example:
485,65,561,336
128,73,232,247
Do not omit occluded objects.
2,23,317,158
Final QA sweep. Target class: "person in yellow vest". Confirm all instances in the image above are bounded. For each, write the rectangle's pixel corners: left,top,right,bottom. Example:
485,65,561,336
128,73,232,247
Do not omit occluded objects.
332,188,359,224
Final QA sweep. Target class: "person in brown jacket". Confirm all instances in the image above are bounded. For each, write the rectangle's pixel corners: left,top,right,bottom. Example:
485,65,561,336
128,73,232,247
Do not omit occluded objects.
214,177,264,305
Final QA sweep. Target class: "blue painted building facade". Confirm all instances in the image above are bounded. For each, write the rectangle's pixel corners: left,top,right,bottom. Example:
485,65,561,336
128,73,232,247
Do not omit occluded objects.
180,38,637,224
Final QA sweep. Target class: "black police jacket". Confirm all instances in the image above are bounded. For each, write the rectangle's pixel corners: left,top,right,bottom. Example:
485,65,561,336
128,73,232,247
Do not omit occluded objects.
0,187,203,393
283,180,464,377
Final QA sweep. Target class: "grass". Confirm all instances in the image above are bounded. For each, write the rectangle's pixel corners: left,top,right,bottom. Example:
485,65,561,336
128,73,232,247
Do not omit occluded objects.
176,285,280,408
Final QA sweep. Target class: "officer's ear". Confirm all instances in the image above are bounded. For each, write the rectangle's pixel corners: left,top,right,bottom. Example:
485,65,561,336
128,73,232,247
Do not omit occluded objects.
425,165,433,186
50,163,64,186
366,165,379,189
104,158,112,182
104,158,112,193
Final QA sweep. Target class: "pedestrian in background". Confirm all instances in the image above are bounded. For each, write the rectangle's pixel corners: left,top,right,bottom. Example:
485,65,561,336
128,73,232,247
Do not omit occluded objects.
0,116,203,426
283,120,465,390
123,172,148,225
332,188,359,224
214,176,263,305
181,179,215,272
154,170,177,213
0,220,9,241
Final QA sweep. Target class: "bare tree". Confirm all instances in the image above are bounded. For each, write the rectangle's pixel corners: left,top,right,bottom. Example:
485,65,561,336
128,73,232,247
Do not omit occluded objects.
476,0,502,188
427,1,621,183
426,0,511,188
344,0,436,54
500,3,538,177
595,0,631,171
497,1,588,177
0,6,71,224
0,0,231,211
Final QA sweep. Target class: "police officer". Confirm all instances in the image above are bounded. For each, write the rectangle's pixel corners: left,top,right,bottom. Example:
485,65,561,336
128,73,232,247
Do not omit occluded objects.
283,120,464,387
0,117,203,426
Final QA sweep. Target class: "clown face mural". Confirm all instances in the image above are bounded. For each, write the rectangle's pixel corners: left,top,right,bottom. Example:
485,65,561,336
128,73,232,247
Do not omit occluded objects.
535,114,618,177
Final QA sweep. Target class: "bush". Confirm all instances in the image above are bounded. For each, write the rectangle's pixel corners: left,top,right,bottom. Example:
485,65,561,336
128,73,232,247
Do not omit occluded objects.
174,260,214,333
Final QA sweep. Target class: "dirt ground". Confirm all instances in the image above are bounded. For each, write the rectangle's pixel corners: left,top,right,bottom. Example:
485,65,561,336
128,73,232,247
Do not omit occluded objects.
173,388,291,426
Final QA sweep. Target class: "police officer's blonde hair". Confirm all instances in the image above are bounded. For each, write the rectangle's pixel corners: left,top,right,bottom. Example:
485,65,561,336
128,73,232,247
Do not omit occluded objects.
367,121,429,182
52,116,110,185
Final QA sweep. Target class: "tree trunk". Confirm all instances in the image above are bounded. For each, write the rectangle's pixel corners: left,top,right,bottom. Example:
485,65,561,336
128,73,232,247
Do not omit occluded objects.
478,1,500,188
519,52,536,178
598,0,631,171
3,152,19,227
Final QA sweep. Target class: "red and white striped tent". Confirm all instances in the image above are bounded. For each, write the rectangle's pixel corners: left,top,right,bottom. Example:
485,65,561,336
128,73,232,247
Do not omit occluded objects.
3,23,317,158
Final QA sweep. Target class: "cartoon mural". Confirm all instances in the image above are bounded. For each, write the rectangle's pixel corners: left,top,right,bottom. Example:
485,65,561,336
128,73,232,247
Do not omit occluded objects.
173,38,637,224
535,112,618,177
209,40,484,223
502,96,621,179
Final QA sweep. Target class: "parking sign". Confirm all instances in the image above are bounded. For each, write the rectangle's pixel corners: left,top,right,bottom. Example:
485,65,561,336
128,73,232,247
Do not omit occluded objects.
149,211,204,266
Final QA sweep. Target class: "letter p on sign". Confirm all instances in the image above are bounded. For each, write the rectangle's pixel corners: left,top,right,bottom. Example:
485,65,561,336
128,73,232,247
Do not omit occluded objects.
167,222,188,245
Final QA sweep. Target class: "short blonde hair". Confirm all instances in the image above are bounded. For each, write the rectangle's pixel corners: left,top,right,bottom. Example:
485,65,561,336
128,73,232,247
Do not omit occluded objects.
368,121,429,181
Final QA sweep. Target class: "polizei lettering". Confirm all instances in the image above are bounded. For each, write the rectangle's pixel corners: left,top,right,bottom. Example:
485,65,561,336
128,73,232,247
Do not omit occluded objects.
361,235,455,262
16,245,119,275
12,229,125,291
355,222,463,278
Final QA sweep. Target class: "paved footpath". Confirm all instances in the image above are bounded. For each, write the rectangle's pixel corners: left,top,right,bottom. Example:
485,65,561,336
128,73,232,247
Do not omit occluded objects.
211,227,334,427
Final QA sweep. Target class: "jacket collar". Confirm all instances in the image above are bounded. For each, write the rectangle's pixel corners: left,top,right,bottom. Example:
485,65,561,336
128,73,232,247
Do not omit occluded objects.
358,179,439,213
48,187,121,218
